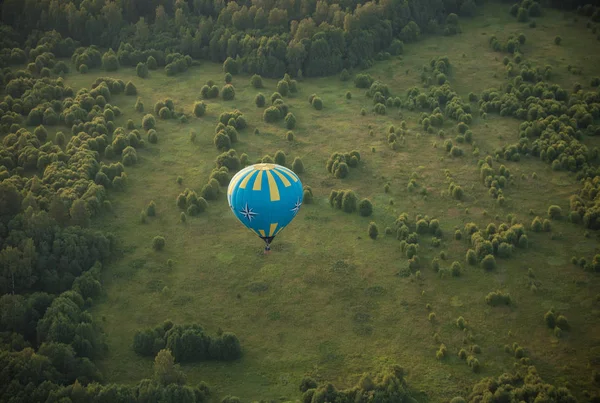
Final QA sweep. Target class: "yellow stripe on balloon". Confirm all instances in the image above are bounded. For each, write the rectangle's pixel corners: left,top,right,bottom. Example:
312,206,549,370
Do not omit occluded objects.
269,223,278,237
258,229,266,237
272,169,291,187
266,170,280,201
239,169,257,189
228,168,248,194
253,170,263,191
276,167,298,182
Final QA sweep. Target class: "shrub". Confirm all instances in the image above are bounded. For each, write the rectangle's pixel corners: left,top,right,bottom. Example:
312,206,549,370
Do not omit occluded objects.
556,315,569,330
146,201,157,216
223,57,239,74
518,234,528,249
135,97,144,113
125,81,137,95
214,132,231,150
251,74,263,88
303,186,313,204
286,131,294,141
225,72,232,83
547,205,562,219
452,185,464,200
136,62,148,78
456,316,467,329
368,222,379,239
274,150,286,166
544,310,556,328
148,129,158,144
355,74,374,88
192,101,207,117
480,254,496,270
467,356,480,373
451,261,462,276
255,93,266,107
55,131,65,146
358,199,373,217
292,157,304,174
152,236,166,251
312,97,323,110
222,84,235,101
554,36,562,45
285,112,296,129
457,349,467,360
263,106,281,123
158,107,171,119
485,290,512,306
342,190,358,213
340,68,350,81
531,216,542,232
277,80,289,96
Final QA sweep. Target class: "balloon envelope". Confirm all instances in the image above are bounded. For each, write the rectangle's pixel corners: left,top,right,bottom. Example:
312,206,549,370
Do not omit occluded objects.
227,163,303,245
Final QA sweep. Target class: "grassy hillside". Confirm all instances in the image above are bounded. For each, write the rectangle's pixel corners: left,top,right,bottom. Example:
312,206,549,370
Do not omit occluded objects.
51,2,600,401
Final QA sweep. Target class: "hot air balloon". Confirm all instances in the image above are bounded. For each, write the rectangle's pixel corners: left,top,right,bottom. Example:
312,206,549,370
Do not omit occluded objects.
227,163,303,253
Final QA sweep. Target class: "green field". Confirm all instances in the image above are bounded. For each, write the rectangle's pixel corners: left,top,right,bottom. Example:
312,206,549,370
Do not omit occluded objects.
51,3,600,402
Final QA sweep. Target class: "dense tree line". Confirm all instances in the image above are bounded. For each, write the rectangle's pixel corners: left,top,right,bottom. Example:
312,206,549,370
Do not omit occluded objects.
133,321,242,362
0,0,489,78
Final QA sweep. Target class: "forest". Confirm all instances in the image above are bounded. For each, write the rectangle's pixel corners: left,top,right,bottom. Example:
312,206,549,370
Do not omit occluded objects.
1,0,600,402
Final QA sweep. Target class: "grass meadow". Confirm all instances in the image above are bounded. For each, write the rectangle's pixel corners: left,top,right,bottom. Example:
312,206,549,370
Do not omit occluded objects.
54,2,600,401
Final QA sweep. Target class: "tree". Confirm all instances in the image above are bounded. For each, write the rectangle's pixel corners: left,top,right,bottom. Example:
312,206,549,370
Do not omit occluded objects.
193,102,206,117
368,222,379,239
70,199,90,228
154,349,186,386
142,114,156,130
137,62,149,78
125,81,137,95
222,84,235,100
292,157,304,174
358,199,373,217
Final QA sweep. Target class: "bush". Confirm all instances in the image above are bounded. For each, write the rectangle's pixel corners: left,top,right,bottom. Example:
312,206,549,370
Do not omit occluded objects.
251,74,263,88
368,222,379,239
255,93,266,107
342,191,358,213
312,97,323,110
480,254,496,270
125,81,137,95
277,80,289,96
122,146,138,166
263,106,281,123
556,315,569,330
451,261,462,276
531,216,542,232
136,62,148,78
285,112,296,129
152,236,166,251
223,57,239,74
274,150,286,166
292,157,304,174
456,316,467,330
142,114,156,130
193,101,206,117
225,72,232,83
222,84,235,101
554,36,562,45
146,201,157,216
287,131,294,141
485,290,512,306
213,131,231,150
358,199,373,217
148,129,158,144
340,68,350,81
544,310,556,328
547,205,562,219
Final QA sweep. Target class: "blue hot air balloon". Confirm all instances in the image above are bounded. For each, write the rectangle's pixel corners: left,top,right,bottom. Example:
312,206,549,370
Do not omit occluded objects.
227,163,303,253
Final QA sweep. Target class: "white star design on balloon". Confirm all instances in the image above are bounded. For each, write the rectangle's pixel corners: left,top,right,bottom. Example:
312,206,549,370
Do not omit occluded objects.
290,199,302,215
239,203,258,222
